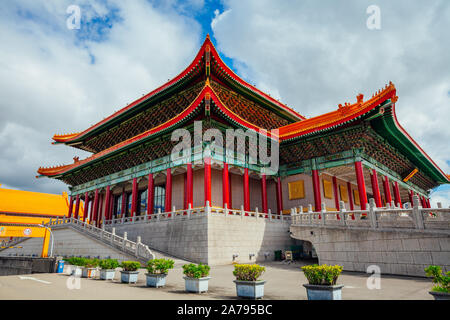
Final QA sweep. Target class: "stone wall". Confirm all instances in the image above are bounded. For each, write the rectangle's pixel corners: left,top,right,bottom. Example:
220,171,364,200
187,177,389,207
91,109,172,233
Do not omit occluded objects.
106,212,298,265
290,225,450,277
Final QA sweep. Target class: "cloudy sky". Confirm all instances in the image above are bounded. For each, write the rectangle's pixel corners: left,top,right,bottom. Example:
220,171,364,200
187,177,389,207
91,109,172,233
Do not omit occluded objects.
0,0,449,206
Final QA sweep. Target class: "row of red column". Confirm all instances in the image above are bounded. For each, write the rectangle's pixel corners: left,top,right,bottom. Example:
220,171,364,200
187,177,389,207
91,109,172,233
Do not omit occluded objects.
67,161,433,221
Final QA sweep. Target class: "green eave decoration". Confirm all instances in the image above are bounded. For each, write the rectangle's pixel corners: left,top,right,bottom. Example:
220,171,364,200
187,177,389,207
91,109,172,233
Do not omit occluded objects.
370,107,447,184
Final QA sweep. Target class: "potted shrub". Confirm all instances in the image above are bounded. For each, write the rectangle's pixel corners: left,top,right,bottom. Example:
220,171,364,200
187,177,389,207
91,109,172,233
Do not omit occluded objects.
233,264,266,299
69,257,86,277
146,258,175,288
99,259,119,280
82,258,99,278
63,257,75,275
424,265,450,300
182,263,211,293
120,261,141,284
301,264,344,300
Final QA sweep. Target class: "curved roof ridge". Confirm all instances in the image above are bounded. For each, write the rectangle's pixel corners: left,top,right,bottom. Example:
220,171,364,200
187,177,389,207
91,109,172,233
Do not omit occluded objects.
278,82,397,140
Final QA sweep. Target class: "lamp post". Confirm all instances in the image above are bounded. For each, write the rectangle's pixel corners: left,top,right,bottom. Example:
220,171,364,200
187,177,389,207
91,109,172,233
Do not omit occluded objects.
38,224,54,258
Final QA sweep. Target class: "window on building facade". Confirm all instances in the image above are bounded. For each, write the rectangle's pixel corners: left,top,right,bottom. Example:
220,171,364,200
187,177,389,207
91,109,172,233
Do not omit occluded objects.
137,189,148,215
113,195,122,218
154,185,165,213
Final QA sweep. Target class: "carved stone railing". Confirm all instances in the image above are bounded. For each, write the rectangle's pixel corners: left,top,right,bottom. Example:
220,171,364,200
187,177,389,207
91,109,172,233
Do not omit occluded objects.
290,195,450,232
47,217,155,262
102,202,291,226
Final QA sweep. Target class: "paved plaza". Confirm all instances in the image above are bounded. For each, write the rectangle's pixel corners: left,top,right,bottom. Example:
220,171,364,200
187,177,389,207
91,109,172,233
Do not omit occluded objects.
0,261,433,300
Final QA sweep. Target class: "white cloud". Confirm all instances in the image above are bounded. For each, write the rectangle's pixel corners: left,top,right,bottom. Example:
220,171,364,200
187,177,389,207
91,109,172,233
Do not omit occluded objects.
0,0,202,194
212,0,450,199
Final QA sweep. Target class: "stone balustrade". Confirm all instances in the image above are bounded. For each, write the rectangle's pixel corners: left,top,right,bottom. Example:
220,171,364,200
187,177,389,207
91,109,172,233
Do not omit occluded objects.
290,195,450,232
47,217,155,262
101,202,291,226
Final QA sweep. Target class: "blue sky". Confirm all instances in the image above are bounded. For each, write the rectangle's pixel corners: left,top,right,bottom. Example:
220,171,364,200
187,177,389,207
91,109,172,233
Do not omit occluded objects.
0,0,449,207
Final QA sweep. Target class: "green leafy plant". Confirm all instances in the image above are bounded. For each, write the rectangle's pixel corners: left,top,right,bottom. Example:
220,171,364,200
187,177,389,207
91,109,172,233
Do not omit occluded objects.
121,261,141,272
424,265,450,293
147,259,175,275
85,258,100,268
301,264,343,286
233,264,265,281
67,257,87,267
182,263,210,279
99,259,119,270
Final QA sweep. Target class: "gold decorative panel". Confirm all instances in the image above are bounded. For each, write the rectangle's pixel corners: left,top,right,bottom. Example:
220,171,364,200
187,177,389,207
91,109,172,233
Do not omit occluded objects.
288,180,305,200
323,179,333,199
339,185,348,202
353,189,360,205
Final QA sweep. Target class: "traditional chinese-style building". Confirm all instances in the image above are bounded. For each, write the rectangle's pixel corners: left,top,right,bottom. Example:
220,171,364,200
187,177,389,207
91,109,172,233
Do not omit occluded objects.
36,36,449,263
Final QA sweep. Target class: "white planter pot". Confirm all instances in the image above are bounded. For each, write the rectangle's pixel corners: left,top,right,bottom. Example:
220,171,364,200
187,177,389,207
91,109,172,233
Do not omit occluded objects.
100,269,116,280
184,276,211,293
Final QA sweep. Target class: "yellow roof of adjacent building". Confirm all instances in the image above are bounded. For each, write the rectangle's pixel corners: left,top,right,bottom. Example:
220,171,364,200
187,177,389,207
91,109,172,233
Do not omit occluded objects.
0,185,72,217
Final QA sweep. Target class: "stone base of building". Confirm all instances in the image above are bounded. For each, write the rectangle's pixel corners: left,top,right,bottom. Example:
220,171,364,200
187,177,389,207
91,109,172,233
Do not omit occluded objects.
105,212,299,265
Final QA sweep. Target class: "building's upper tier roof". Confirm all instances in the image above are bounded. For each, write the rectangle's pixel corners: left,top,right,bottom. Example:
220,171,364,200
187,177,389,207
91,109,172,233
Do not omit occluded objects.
52,35,305,148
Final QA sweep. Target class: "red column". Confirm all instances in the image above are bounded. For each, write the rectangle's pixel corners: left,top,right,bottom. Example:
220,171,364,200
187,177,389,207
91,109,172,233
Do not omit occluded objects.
108,191,114,220
83,192,89,222
408,190,414,206
121,190,127,217
165,168,172,212
332,176,340,211
383,176,392,205
68,196,74,218
187,163,193,208
393,181,402,208
204,158,211,206
98,194,104,226
74,195,80,219
355,161,368,210
420,196,426,208
261,174,268,214
370,170,382,208
147,173,154,216
312,169,321,212
130,178,138,217
426,198,431,208
347,181,354,217
243,168,250,213
183,173,187,210
229,171,233,209
276,177,283,215
92,189,99,225
222,163,229,208
104,186,111,221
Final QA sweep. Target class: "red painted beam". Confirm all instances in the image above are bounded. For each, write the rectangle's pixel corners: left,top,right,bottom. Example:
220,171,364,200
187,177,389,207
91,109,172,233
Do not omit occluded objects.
222,163,229,208
165,168,172,213
104,186,111,221
276,176,284,215
347,182,354,212
131,177,138,217
393,181,402,208
355,162,368,210
312,170,321,212
370,170,382,208
261,174,268,214
243,168,250,213
332,176,340,211
383,176,392,205
204,158,211,206
92,189,99,226
83,192,89,222
187,163,193,209
74,195,80,219
68,196,74,218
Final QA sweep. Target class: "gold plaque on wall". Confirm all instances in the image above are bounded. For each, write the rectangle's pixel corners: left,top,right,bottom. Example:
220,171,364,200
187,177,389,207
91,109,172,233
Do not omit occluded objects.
353,189,360,205
288,180,305,200
339,185,348,202
323,180,333,199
